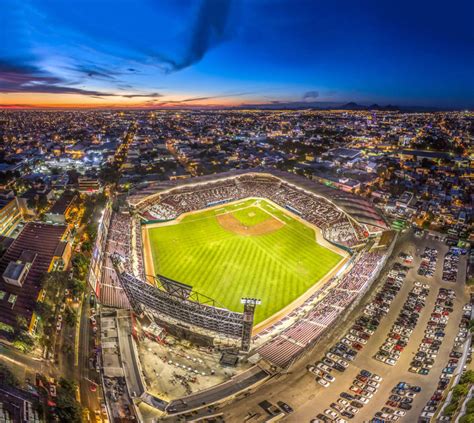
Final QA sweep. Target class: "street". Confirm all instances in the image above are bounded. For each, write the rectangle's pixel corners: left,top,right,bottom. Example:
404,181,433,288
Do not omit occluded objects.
77,293,102,420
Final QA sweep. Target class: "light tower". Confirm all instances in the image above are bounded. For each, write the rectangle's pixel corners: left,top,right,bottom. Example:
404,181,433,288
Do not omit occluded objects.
240,297,261,351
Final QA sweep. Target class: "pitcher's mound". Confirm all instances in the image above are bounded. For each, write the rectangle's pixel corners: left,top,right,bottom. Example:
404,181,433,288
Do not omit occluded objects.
217,213,284,236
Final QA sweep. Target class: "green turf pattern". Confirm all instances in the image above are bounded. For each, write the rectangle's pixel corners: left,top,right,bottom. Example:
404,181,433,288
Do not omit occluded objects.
147,199,342,324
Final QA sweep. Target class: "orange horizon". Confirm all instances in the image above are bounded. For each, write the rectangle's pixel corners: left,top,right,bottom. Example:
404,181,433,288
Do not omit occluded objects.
0,93,268,109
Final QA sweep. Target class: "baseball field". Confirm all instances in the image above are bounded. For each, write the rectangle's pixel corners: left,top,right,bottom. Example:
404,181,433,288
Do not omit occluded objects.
145,198,344,324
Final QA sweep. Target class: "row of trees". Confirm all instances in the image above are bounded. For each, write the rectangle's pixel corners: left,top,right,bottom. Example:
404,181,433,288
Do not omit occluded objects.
52,378,82,422
444,370,474,418
34,270,86,352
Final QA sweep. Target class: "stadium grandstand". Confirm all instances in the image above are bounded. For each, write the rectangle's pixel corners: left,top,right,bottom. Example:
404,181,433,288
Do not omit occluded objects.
129,168,388,238
93,170,387,352
89,170,394,417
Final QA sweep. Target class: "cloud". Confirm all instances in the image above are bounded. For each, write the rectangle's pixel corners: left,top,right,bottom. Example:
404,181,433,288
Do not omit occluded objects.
69,64,119,80
0,58,166,98
148,92,250,107
121,92,162,98
157,0,233,72
0,59,63,86
303,90,319,100
0,58,122,97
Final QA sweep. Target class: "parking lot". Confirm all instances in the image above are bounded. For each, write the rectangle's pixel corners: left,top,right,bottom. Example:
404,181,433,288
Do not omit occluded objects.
220,230,469,423
298,233,469,422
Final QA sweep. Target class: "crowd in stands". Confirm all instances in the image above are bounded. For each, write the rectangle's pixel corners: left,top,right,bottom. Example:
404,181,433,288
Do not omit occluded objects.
131,219,146,281
254,249,385,368
140,175,364,247
99,212,133,308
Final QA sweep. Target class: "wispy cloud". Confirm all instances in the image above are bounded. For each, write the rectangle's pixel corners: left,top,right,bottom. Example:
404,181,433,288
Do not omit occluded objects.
155,0,233,72
121,92,162,98
148,92,251,106
68,64,119,80
0,59,117,96
0,58,163,98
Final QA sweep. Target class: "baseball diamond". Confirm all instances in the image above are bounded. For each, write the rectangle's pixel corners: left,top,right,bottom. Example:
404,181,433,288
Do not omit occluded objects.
144,198,344,324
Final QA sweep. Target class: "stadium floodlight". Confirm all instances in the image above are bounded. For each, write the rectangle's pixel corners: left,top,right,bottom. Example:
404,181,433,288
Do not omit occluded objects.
241,297,262,305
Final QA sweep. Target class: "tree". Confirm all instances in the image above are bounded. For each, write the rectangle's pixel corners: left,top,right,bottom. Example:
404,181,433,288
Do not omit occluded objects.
81,239,92,253
55,378,82,423
12,331,34,352
453,383,470,399
35,302,53,320
460,370,474,385
445,403,458,417
68,278,86,297
99,164,120,184
64,307,77,327
15,315,28,332
0,363,19,386
72,254,89,280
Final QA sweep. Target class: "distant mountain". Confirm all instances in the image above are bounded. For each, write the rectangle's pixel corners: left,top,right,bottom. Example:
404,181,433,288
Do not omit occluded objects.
338,102,401,111
234,101,462,112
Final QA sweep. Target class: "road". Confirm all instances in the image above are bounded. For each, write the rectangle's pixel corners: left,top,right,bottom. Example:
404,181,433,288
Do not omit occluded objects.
219,230,469,422
76,292,102,421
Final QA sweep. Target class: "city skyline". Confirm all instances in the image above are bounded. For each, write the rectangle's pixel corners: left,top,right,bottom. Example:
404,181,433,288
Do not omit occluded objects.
1,0,473,109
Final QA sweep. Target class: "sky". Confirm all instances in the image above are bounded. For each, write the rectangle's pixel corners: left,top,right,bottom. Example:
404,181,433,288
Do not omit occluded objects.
1,0,473,109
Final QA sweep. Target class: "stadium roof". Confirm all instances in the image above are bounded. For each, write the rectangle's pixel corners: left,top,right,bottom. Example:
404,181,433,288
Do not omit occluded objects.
129,168,388,229
0,223,68,336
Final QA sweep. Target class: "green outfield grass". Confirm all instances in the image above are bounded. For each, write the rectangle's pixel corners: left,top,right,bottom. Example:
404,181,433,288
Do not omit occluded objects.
147,198,343,323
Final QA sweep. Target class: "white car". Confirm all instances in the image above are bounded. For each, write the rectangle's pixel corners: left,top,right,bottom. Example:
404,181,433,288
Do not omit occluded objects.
394,410,406,416
327,352,340,361
324,409,338,419
371,374,382,382
337,398,350,407
337,359,349,368
317,363,333,373
347,406,359,414
368,380,380,388
386,358,397,366
316,377,329,388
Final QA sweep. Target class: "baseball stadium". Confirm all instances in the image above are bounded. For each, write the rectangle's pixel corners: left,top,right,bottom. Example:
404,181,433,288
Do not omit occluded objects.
91,169,391,417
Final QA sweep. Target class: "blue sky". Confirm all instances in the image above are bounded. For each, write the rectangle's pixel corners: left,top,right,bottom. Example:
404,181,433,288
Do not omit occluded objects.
1,0,473,108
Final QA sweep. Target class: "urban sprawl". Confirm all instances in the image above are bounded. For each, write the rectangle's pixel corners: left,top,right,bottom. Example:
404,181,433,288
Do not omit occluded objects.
0,109,472,423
